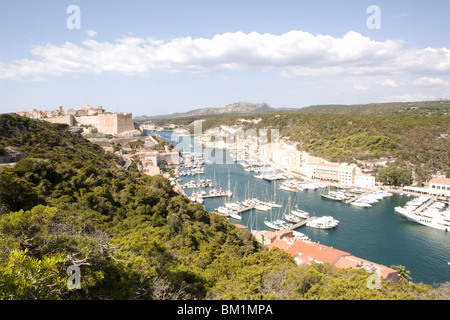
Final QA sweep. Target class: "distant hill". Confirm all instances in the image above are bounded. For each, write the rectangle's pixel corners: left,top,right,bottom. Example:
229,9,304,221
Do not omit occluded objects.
137,100,450,120
294,100,450,115
136,102,296,120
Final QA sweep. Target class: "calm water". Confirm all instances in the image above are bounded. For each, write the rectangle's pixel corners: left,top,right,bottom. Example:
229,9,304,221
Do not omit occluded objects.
156,131,450,285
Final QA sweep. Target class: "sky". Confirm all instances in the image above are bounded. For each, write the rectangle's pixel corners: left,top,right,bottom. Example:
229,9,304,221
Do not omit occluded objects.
1,0,450,116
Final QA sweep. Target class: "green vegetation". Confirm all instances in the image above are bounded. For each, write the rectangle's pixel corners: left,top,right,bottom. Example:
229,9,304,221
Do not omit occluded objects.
0,114,448,300
150,134,175,151
378,167,413,186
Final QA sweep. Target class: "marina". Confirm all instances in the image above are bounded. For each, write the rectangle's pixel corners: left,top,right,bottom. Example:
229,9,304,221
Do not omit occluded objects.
155,130,450,285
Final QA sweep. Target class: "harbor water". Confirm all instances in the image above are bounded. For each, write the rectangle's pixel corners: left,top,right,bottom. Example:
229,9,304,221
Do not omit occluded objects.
155,130,450,285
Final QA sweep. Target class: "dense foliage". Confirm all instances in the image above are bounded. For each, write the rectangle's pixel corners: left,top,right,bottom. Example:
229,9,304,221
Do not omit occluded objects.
0,114,448,300
378,167,413,186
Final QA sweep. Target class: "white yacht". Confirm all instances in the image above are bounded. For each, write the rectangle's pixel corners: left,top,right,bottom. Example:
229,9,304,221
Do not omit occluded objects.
229,213,242,221
293,231,310,240
306,216,339,229
395,198,450,231
264,219,283,230
280,184,297,192
291,208,310,219
396,206,450,231
283,213,302,224
351,200,372,208
216,206,230,215
265,201,283,208
255,204,271,211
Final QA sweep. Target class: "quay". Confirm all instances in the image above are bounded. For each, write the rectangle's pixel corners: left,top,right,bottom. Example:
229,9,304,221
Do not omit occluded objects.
202,193,230,199
225,206,256,218
287,217,316,230
231,206,255,214
415,197,435,213
344,194,362,204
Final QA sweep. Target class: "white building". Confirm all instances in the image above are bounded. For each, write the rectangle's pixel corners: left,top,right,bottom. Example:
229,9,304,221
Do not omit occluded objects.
428,177,450,197
353,174,376,189
304,162,356,186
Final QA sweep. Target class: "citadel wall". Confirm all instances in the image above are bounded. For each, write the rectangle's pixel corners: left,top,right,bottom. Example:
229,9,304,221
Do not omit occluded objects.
44,115,75,126
20,107,136,136
63,113,136,135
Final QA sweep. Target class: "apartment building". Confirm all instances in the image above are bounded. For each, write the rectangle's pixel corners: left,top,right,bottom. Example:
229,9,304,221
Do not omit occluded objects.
304,162,356,186
428,177,450,197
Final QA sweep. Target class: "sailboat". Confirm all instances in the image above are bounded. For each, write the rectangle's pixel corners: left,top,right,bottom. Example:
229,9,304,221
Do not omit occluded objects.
226,168,233,197
320,186,346,201
291,205,310,219
266,182,282,208
228,183,242,221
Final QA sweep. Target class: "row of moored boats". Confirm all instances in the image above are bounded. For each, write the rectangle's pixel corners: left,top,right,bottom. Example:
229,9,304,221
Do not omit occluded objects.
395,196,450,231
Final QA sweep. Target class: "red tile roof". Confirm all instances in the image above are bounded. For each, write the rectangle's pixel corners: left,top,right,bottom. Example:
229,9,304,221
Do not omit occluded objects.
270,239,400,281
285,240,350,265
335,255,401,282
268,239,291,251
429,177,450,185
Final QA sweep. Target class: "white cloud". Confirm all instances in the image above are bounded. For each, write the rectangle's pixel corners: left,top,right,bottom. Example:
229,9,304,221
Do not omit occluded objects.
381,79,400,88
1,30,450,80
86,30,98,37
380,93,439,103
414,76,450,87
354,84,368,91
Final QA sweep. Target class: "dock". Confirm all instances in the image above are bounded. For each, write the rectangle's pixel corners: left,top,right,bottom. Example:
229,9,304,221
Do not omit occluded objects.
286,217,316,230
344,196,360,204
231,206,255,214
202,193,231,199
415,198,435,213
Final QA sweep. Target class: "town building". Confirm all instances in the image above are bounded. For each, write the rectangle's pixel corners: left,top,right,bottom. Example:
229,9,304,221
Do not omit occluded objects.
259,142,304,172
304,162,356,186
143,164,161,176
255,229,401,282
428,177,450,197
402,177,450,199
129,151,161,166
354,174,376,189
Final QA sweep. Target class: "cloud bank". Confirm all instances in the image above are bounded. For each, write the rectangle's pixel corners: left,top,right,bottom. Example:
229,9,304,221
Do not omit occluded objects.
1,30,450,80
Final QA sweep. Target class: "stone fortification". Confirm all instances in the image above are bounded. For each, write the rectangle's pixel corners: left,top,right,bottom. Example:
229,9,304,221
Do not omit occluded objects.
17,106,137,136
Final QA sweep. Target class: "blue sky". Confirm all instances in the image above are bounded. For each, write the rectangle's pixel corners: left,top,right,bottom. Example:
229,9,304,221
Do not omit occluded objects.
1,0,450,116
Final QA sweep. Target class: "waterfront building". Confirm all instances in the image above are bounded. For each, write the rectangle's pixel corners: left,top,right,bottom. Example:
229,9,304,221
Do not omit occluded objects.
428,177,450,197
402,177,450,199
259,142,303,172
354,174,376,189
304,162,356,186
261,234,400,282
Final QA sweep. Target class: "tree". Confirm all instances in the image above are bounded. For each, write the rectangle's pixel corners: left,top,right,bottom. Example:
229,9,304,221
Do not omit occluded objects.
391,265,413,282
378,167,413,186
0,249,67,300
0,170,42,213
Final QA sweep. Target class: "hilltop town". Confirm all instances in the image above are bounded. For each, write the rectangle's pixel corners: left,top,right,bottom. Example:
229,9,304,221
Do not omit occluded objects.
17,105,141,137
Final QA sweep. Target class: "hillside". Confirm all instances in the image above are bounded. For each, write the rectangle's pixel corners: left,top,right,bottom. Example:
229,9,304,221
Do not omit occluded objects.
0,114,447,300
295,100,450,116
137,102,291,120
139,100,450,121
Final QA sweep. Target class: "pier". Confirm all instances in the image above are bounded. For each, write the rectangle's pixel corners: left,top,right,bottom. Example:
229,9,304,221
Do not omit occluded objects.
286,217,316,230
415,197,436,213
344,194,363,204
202,193,230,199
229,206,256,215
